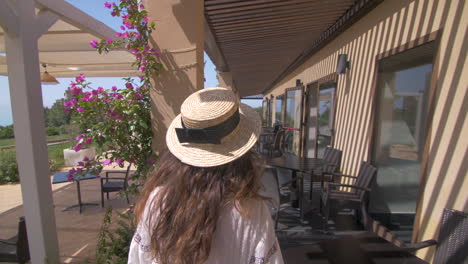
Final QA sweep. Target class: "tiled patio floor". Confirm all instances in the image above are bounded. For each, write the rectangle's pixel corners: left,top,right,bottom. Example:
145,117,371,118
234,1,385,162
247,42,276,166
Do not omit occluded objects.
1,169,373,263
0,176,132,263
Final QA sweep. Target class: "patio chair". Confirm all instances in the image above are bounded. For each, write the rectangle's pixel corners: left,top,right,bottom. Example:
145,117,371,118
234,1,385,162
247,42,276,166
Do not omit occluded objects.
264,129,285,157
321,161,377,229
100,164,132,207
369,217,436,251
310,147,342,200
257,132,275,155
0,217,30,264
262,167,295,230
368,208,467,264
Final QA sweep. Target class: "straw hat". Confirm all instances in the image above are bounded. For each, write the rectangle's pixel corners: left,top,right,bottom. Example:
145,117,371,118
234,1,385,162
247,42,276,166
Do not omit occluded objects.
166,87,261,167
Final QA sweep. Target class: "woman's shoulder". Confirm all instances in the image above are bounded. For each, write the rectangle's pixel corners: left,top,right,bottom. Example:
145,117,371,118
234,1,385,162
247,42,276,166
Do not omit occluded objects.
220,199,270,222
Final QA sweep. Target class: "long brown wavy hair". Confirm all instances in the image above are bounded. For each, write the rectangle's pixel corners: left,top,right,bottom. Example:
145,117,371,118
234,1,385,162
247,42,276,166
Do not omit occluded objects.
134,149,266,264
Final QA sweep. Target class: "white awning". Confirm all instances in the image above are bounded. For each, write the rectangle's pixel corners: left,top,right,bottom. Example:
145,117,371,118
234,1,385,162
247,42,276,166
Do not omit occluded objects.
0,6,137,78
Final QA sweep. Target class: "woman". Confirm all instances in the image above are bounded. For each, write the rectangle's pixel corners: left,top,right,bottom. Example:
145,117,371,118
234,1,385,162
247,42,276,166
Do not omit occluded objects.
129,88,283,264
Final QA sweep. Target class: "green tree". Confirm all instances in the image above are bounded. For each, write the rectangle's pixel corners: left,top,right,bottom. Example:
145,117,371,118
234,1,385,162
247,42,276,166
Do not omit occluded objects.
44,99,71,128
0,125,14,139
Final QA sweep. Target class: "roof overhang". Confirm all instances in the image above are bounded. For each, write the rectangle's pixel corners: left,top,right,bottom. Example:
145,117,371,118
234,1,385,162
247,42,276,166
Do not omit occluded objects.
204,0,383,96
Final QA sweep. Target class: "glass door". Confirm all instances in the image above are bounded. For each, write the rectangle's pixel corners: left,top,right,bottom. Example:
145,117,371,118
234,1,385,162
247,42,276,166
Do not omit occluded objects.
317,86,335,158
284,88,303,156
370,42,434,215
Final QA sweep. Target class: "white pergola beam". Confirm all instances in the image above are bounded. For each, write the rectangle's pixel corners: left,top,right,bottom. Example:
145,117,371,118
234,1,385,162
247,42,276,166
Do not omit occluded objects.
34,9,59,38
5,0,59,262
35,0,118,40
0,1,19,36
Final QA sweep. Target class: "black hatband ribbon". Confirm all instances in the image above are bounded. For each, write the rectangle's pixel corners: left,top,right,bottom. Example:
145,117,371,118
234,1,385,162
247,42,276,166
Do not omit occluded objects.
176,110,240,144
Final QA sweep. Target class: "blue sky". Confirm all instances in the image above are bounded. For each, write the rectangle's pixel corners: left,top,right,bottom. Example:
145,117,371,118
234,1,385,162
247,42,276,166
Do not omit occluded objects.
0,0,229,126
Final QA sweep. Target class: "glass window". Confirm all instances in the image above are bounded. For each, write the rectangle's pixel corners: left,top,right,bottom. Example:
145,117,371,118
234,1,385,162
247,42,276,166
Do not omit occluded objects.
370,43,434,216
275,96,284,125
317,87,335,157
284,89,303,155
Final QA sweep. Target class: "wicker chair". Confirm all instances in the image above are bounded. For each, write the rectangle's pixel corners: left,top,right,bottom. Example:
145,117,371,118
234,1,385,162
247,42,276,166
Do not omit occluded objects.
321,161,377,229
0,217,30,264
369,218,436,251
433,208,468,263
100,164,132,207
369,208,467,264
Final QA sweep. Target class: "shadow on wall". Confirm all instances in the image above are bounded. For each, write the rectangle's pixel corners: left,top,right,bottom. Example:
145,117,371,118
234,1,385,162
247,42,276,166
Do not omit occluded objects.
148,0,203,152
415,1,468,260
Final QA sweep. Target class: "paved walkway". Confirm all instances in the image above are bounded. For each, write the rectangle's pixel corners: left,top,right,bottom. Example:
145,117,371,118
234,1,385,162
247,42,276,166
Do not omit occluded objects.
0,164,134,263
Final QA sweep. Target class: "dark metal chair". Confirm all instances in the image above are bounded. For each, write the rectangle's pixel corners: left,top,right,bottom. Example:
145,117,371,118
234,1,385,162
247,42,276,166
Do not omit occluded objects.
321,161,377,229
310,147,342,200
264,129,285,157
100,164,132,207
0,217,30,264
263,167,296,230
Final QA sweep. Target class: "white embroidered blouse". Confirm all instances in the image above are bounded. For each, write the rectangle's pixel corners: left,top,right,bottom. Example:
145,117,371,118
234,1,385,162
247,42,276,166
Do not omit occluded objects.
128,188,284,264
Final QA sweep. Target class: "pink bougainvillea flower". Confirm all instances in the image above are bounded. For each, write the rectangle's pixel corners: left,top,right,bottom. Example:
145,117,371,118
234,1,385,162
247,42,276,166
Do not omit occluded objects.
97,87,104,93
115,158,124,165
75,74,85,83
112,86,118,91
139,4,145,9
75,135,83,141
123,32,130,38
139,66,146,72
114,94,123,100
104,2,112,8
106,39,113,44
92,90,99,96
71,87,83,95
74,144,83,152
102,159,112,165
64,101,72,108
135,93,143,99
76,107,85,113
116,32,123,37
67,173,74,182
143,16,149,23
64,108,71,113
84,138,92,145
125,83,134,90
90,39,99,48
111,11,117,17
120,25,126,31
78,161,84,166
83,156,90,161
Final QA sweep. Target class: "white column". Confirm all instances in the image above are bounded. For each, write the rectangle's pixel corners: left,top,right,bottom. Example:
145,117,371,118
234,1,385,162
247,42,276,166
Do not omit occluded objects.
4,0,59,262
146,0,204,152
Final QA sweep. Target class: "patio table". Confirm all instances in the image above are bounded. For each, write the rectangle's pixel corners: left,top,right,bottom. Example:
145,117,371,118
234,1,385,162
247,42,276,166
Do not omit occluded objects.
282,232,429,263
52,172,99,213
266,154,328,223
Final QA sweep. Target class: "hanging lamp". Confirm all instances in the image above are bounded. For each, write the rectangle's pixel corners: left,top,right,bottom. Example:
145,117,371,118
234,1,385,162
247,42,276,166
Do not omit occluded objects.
41,64,59,85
